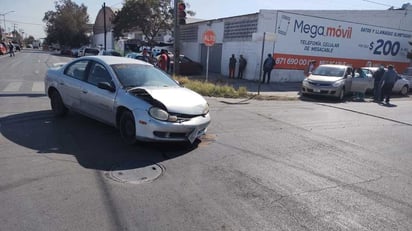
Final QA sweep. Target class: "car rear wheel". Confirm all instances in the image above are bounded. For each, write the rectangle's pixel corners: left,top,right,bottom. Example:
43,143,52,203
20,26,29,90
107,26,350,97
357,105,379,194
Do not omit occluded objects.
50,90,68,117
400,85,409,96
120,111,137,145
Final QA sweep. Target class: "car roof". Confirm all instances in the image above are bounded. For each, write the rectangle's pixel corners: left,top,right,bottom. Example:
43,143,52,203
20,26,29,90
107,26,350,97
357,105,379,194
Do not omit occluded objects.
361,67,387,71
78,55,152,66
317,64,351,68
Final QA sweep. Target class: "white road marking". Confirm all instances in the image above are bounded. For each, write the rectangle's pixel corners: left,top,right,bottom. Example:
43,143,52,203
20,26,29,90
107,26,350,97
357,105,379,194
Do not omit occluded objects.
3,82,22,92
32,82,44,92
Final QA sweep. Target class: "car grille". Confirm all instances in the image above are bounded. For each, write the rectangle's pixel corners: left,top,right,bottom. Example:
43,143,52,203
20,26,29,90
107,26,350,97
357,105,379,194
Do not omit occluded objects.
308,81,331,87
171,113,204,123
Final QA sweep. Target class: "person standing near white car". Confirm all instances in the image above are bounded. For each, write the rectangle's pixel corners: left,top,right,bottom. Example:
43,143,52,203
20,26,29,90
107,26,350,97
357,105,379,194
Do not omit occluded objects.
380,65,397,104
373,65,385,101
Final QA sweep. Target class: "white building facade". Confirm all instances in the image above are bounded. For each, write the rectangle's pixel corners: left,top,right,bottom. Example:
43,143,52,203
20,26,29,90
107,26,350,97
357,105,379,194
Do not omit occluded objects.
180,6,412,82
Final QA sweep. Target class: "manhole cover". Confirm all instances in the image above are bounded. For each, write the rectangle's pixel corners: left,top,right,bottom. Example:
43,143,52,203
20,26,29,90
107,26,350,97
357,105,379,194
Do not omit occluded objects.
106,161,164,184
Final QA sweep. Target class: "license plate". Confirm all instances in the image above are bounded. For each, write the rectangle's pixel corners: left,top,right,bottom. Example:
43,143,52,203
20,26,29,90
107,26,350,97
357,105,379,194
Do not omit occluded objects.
313,88,321,93
188,128,199,144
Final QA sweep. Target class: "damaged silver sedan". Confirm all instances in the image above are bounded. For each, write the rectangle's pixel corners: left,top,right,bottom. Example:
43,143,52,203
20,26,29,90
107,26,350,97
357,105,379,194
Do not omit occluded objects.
45,56,211,144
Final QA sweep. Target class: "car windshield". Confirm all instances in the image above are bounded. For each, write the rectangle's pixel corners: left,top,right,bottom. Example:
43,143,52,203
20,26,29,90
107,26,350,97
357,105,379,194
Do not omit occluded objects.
111,64,179,88
312,66,345,77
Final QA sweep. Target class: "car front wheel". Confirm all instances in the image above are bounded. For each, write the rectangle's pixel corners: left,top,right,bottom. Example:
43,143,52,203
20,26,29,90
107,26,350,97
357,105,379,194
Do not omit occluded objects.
400,85,409,96
50,90,68,117
338,87,345,101
120,111,137,145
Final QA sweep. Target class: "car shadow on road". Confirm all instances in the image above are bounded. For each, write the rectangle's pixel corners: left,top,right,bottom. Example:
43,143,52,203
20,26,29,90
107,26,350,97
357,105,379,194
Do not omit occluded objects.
299,93,409,104
377,102,398,107
0,110,200,171
299,94,350,104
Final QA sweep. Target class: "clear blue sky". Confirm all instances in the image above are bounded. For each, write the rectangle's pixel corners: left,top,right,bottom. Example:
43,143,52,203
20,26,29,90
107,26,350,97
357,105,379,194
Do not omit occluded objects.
1,0,409,39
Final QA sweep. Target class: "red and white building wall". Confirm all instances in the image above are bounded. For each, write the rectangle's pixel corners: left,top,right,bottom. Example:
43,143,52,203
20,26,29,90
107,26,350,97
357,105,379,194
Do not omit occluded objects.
181,6,412,82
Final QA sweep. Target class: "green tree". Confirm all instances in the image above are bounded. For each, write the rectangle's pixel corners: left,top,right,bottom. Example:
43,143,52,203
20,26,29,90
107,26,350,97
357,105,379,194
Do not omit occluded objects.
43,0,90,48
112,0,175,46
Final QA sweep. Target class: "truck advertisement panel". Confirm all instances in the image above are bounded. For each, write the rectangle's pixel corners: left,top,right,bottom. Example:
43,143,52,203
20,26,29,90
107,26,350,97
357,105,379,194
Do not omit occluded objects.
274,11,412,72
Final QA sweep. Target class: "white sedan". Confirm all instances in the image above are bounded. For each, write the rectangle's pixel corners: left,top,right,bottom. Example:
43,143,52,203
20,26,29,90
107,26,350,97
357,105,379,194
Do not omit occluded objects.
359,67,410,96
45,56,211,144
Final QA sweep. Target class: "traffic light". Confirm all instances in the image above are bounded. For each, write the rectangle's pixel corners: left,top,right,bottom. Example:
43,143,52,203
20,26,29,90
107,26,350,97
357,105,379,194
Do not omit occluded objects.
178,2,186,25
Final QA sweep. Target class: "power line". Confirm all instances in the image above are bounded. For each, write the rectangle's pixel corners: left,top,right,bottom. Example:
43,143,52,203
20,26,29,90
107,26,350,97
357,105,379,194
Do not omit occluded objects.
361,0,393,7
5,19,43,26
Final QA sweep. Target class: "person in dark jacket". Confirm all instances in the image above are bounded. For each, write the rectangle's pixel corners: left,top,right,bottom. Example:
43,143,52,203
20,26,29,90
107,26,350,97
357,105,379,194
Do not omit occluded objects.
262,54,275,84
228,54,237,78
237,55,247,79
8,42,15,57
373,65,385,101
380,65,397,104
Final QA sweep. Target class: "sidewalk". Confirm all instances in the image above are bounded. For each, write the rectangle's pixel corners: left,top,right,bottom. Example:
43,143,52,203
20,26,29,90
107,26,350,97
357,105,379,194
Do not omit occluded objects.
189,72,302,99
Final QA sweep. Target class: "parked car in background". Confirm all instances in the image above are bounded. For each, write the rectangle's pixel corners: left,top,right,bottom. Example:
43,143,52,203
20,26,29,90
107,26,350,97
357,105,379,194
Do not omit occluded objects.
77,46,100,57
400,67,412,84
361,67,409,96
12,43,21,51
126,52,154,64
83,48,99,56
60,48,73,56
0,43,7,55
71,48,79,57
301,64,354,100
168,55,203,75
44,56,211,144
98,49,121,57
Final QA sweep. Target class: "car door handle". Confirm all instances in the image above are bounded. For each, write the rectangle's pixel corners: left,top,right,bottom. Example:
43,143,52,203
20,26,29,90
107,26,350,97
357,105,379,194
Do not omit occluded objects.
59,81,65,85
82,89,88,94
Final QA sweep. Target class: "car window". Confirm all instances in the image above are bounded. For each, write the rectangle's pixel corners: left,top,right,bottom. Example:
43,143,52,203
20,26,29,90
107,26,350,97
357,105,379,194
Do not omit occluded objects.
87,62,112,86
84,48,99,56
312,66,345,77
112,64,178,88
64,60,89,81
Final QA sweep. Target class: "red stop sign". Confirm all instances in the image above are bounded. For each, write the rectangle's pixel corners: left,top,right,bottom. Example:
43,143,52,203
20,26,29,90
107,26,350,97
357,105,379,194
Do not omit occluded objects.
203,30,216,47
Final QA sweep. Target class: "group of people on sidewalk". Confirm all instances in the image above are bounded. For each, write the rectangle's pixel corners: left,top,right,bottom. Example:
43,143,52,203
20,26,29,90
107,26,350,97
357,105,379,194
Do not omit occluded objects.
228,54,247,79
372,64,398,104
351,64,398,104
228,53,276,84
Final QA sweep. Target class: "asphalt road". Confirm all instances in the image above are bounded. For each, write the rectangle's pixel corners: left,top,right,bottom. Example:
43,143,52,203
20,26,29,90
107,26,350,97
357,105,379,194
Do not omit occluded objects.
0,50,411,231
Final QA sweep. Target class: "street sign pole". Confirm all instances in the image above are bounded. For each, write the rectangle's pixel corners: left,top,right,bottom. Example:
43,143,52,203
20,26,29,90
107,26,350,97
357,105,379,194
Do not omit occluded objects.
258,32,266,95
174,0,180,75
203,29,216,82
206,46,210,82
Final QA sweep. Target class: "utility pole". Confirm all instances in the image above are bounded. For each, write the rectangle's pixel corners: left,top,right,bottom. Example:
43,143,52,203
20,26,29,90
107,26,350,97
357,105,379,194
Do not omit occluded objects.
13,24,17,38
1,11,15,38
173,0,180,75
103,2,107,51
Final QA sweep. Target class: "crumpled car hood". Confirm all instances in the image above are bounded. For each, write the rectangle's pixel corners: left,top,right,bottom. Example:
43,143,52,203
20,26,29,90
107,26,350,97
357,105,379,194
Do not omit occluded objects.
135,87,208,115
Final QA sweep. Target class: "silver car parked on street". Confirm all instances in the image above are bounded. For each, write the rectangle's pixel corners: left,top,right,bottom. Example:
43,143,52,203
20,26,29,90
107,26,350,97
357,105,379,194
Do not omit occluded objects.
301,64,354,101
45,56,211,144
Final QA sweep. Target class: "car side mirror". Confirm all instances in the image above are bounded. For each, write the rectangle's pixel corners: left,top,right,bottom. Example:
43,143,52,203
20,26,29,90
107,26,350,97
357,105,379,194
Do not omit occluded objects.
98,82,115,92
